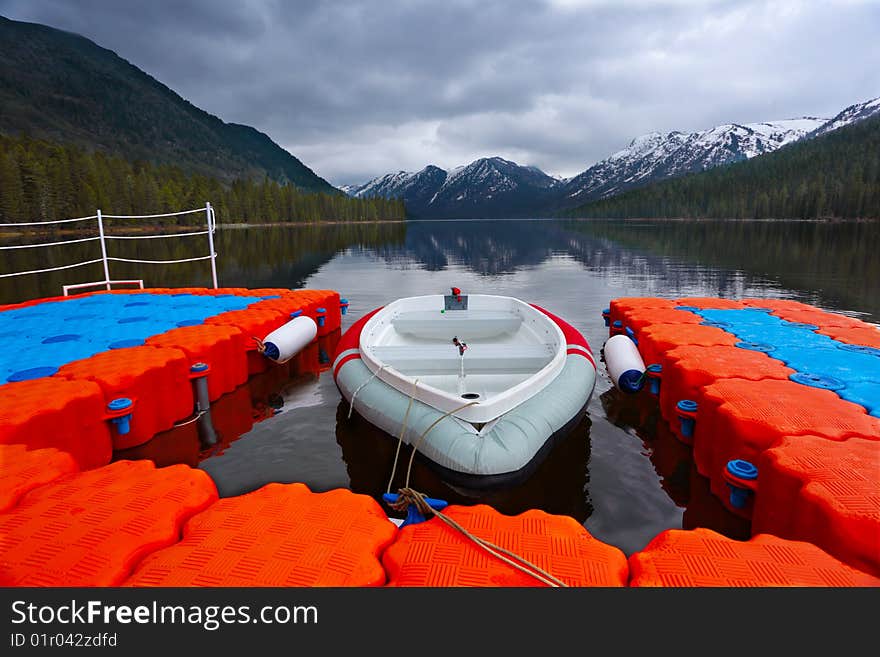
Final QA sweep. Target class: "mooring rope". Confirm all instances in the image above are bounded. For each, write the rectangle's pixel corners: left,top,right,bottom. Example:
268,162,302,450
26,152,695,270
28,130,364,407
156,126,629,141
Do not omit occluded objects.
348,364,389,419
387,487,568,588
403,399,479,489
386,377,419,495
380,394,566,587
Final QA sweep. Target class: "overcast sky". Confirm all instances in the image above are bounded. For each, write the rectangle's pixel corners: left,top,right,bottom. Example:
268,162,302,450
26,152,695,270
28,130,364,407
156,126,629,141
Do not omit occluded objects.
2,0,878,185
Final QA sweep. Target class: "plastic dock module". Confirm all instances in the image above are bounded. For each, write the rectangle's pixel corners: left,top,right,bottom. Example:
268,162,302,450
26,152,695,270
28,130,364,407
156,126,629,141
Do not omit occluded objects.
621,307,703,337
674,298,746,310
628,528,880,587
692,379,880,510
382,505,629,587
608,297,677,327
0,460,217,586
659,345,795,424
816,325,880,349
767,308,869,330
0,445,79,513
741,299,821,313
0,378,113,469
636,324,739,371
57,346,194,450
146,324,249,401
754,435,880,577
124,483,396,587
206,308,290,375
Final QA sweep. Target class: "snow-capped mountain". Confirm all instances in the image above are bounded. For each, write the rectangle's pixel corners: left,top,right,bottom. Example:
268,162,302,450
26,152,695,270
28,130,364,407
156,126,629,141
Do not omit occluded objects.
345,157,560,218
341,96,879,217
562,117,827,202
809,97,880,138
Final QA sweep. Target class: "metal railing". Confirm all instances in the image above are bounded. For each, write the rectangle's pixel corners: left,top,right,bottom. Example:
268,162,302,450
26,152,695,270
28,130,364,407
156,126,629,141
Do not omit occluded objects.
0,203,219,295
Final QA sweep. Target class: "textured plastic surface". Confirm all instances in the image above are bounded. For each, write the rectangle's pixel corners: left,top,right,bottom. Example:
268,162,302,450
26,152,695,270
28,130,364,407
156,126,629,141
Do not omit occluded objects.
0,378,113,469
694,379,880,510
382,504,628,587
628,528,880,587
58,346,194,450
0,444,79,513
0,461,217,586
692,307,880,414
125,483,395,587
147,324,249,400
0,292,260,385
636,324,739,370
623,308,703,336
754,435,880,577
660,345,794,423
607,297,676,328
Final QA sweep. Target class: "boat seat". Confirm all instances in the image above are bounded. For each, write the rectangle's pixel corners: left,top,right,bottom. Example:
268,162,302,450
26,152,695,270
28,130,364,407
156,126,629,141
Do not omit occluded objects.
391,310,522,339
369,344,555,375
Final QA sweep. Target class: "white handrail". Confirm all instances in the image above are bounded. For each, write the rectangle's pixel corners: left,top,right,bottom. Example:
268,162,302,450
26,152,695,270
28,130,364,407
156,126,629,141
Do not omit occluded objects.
0,236,102,250
0,258,105,279
104,230,210,240
107,255,215,265
0,203,220,293
0,215,98,226
102,208,206,219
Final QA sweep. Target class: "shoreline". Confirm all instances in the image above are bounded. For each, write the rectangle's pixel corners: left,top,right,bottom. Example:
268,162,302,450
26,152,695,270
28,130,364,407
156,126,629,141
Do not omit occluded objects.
2,215,878,238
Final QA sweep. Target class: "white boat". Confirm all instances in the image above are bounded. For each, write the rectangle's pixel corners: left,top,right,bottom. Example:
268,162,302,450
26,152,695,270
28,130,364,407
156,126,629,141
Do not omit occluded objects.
333,290,597,487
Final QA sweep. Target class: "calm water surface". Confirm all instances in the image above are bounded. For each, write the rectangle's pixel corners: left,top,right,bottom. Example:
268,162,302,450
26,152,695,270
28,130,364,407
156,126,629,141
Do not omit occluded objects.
4,218,878,555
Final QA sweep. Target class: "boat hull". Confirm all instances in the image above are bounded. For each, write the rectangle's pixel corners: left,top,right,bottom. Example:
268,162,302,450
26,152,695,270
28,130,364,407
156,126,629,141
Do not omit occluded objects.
333,303,596,487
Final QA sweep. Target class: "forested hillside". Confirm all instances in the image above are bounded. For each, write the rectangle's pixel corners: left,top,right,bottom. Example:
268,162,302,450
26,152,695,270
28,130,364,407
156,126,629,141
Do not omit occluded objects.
0,135,405,225
0,16,336,192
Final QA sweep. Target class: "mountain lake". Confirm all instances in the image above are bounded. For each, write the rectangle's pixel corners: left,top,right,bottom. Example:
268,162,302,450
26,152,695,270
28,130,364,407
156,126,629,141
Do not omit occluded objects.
2,217,877,555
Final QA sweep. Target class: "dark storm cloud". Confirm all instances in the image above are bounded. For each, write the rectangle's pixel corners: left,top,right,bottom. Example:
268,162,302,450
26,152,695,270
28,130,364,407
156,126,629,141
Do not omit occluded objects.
2,0,878,184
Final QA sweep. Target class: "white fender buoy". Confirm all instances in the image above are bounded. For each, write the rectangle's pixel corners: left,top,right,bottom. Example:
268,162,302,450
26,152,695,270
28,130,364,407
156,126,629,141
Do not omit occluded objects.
604,333,646,393
262,316,317,363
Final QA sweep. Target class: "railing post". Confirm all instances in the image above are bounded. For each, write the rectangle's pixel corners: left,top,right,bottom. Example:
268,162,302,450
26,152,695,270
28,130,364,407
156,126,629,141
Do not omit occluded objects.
96,209,111,290
206,202,218,289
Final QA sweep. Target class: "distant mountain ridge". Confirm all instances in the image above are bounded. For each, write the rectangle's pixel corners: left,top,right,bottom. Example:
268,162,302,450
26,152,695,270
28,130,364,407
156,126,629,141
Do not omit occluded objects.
0,15,336,193
344,96,880,218
345,157,559,218
560,117,827,203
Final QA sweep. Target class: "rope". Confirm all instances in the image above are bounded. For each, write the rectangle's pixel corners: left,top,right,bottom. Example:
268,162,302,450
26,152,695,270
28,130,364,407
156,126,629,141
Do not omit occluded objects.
348,364,388,419
386,378,419,495
377,381,566,586
173,410,207,428
388,487,568,588
404,399,478,488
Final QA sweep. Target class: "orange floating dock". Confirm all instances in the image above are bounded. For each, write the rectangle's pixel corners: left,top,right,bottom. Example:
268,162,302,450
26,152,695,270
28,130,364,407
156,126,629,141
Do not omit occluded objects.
2,291,878,588
382,504,629,587
0,287,343,463
628,528,880,587
754,434,880,577
604,295,880,579
0,460,217,586
0,444,79,513
124,483,396,587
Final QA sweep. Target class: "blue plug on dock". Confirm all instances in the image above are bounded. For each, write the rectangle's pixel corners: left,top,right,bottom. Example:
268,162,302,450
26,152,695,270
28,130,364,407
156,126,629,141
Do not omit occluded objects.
316,308,326,327
676,399,698,440
725,459,758,509
107,397,133,435
646,364,662,395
